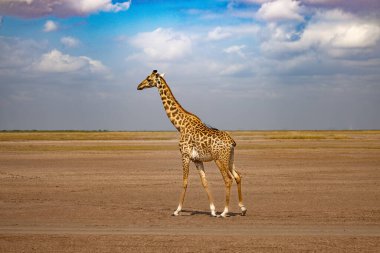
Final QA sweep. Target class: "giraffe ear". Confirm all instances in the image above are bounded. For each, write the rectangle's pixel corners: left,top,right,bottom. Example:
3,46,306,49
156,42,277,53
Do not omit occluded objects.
160,73,165,78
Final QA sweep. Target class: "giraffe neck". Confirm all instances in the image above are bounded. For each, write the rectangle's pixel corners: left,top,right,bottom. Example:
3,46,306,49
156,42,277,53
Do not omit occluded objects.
157,79,190,132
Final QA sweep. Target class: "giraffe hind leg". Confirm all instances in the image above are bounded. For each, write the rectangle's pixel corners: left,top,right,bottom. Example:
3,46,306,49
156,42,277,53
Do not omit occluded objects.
229,146,247,216
231,165,247,216
215,159,233,218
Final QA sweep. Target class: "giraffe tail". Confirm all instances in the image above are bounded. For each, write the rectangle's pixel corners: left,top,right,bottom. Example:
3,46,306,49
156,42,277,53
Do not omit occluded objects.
228,145,235,172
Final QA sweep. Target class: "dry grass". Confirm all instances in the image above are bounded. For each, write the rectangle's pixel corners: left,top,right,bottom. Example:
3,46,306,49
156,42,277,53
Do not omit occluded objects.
2,130,379,142
266,131,348,140
232,130,380,140
0,131,178,141
0,130,379,152
0,131,179,152
0,144,178,152
238,144,380,150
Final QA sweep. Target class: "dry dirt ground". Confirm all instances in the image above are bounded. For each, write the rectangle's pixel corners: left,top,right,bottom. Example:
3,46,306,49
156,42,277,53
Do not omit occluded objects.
0,131,379,252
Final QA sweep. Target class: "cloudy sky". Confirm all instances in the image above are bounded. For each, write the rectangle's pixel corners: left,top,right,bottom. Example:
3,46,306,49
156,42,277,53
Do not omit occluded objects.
0,0,379,130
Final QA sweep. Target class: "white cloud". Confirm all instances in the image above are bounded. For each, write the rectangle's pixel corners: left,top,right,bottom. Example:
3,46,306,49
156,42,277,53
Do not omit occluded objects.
207,27,233,41
79,55,109,73
257,0,304,21
43,20,58,32
0,36,43,72
33,49,108,74
68,0,131,14
301,10,380,49
207,25,259,41
0,0,131,18
130,28,192,61
302,0,380,12
303,0,334,3
220,64,247,75
261,9,380,58
60,36,80,48
224,45,246,57
102,0,132,12
330,24,380,49
232,0,380,12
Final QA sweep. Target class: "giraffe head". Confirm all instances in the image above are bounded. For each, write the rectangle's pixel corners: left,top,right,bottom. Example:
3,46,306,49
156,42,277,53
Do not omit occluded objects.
137,70,165,90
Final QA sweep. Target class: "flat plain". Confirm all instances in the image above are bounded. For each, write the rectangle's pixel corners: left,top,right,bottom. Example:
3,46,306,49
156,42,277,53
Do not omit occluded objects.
0,130,379,252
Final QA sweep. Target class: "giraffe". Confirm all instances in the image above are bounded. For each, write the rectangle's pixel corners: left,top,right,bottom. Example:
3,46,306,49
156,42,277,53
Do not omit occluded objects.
137,70,247,217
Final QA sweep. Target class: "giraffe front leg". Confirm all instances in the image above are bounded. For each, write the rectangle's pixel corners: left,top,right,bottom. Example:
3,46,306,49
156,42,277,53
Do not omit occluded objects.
173,155,190,216
195,162,217,217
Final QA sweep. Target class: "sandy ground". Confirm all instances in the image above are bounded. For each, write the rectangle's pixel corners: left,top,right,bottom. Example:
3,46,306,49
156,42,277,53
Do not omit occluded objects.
0,131,379,252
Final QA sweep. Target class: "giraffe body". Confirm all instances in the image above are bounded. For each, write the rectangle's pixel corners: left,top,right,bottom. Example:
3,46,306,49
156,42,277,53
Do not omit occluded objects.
180,124,235,163
137,70,247,217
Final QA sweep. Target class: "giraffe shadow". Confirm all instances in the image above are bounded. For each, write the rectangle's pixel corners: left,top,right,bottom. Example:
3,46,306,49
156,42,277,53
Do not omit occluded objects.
181,209,241,217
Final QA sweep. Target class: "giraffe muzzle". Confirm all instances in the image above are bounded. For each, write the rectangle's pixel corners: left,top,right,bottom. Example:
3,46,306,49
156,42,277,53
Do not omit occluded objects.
137,83,145,90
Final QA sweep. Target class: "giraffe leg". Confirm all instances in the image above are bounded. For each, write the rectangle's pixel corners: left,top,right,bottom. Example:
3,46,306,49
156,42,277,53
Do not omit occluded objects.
195,162,217,217
228,146,247,216
215,160,233,218
173,155,190,216
232,165,247,216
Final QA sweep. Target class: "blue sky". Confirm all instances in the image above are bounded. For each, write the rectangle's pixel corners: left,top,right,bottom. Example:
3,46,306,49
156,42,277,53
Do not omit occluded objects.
0,0,379,130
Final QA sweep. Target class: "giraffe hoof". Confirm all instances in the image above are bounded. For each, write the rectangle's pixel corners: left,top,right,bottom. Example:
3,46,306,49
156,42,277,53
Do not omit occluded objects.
218,213,229,218
172,212,180,216
241,209,247,216
210,213,217,217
